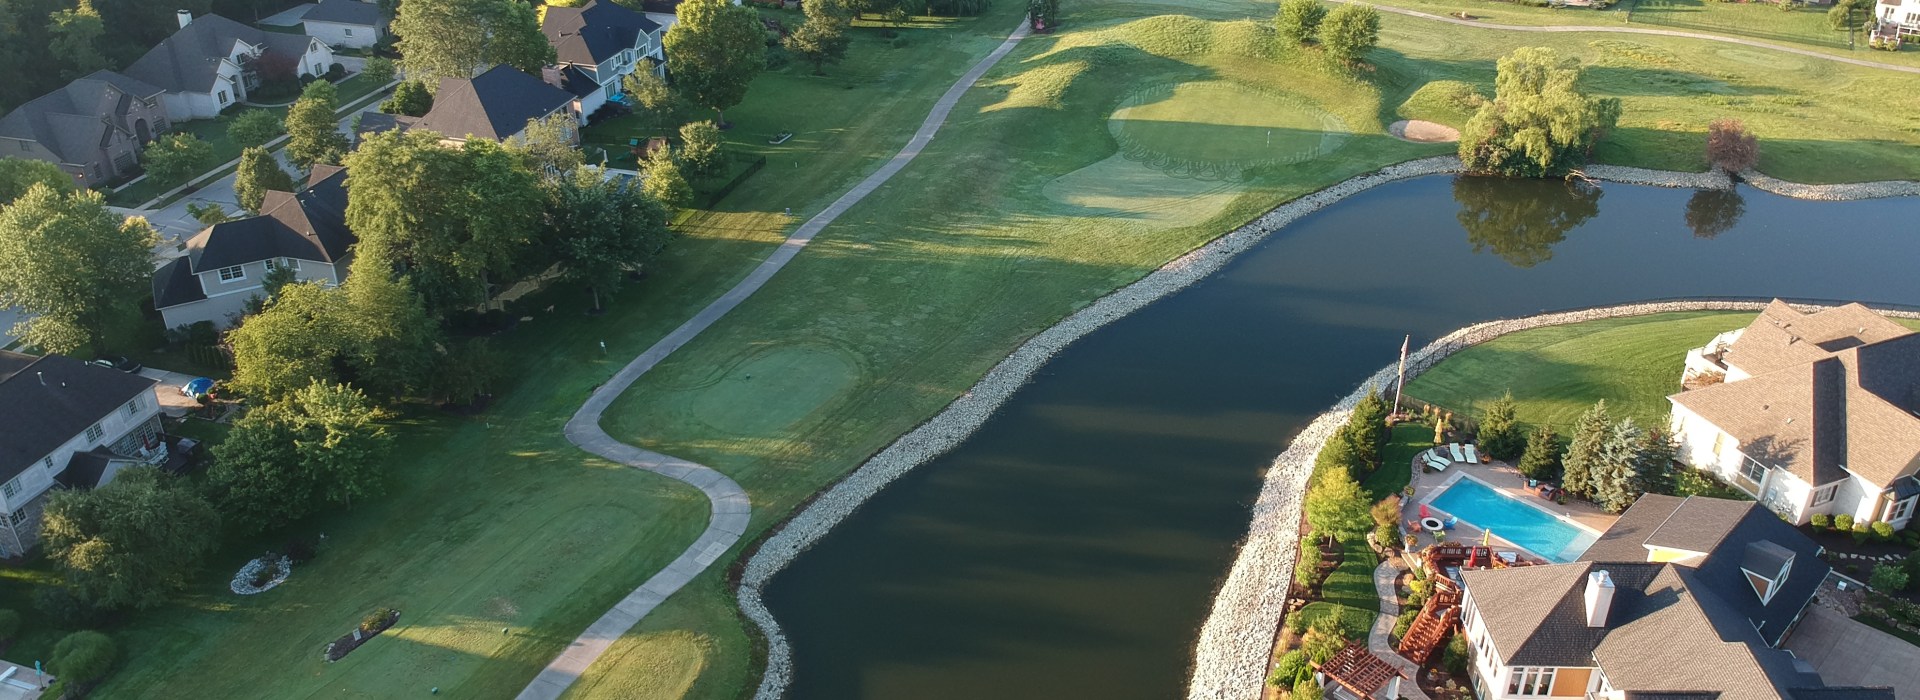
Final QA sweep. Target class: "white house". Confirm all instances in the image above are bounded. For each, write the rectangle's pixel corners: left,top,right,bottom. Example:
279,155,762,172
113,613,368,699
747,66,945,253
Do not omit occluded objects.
302,0,386,50
1669,300,1920,530
152,166,356,330
1455,495,1879,700
541,0,665,124
1876,0,1920,38
124,12,336,120
0,352,163,557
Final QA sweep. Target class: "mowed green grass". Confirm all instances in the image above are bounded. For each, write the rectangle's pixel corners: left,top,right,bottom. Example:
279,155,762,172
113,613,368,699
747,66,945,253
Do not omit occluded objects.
1406,312,1920,433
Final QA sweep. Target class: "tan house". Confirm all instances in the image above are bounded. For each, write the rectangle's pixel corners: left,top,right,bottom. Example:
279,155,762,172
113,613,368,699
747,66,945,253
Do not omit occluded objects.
0,71,172,186
1456,495,1888,700
1670,300,1920,529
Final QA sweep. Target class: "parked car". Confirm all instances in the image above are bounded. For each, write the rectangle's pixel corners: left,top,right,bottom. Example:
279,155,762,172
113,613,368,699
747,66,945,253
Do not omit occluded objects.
91,356,143,373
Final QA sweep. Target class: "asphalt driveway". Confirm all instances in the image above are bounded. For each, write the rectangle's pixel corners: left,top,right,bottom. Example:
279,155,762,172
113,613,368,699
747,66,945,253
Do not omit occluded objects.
1785,605,1920,698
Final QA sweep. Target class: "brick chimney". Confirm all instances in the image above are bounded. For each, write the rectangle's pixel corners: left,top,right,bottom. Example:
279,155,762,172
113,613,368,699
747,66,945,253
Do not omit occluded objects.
1584,570,1615,628
540,67,565,90
177,9,193,28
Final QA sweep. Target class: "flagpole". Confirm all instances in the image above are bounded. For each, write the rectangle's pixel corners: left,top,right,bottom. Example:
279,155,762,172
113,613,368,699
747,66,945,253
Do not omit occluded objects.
1393,334,1410,416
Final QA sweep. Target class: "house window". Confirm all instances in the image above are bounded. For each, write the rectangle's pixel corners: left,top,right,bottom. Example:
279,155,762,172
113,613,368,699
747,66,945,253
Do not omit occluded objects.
85,423,104,443
1889,496,1918,522
1505,667,1556,696
1812,483,1837,506
41,456,52,470
126,397,141,415
1,478,17,499
6,510,23,527
264,258,298,272
219,90,230,104
344,27,354,36
218,265,246,282
1742,459,1768,484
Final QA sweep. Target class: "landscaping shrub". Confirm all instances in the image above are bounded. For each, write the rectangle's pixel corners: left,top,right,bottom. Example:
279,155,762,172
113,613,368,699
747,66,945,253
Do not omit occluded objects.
1370,495,1401,548
1706,118,1759,174
1269,650,1311,687
1852,523,1872,545
1871,563,1909,593
1292,678,1325,700
1835,514,1854,532
1275,0,1327,45
1810,513,1830,531
1286,611,1309,635
1871,521,1896,542
0,609,20,642
46,631,116,698
361,607,397,634
1294,544,1319,589
1391,607,1418,645
1443,634,1469,675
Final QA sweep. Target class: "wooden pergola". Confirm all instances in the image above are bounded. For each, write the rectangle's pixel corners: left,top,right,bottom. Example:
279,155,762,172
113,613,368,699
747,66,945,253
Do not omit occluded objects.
1313,641,1400,699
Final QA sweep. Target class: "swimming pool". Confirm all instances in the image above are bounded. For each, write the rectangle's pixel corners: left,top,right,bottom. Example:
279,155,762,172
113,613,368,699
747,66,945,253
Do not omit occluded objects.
1426,477,1599,563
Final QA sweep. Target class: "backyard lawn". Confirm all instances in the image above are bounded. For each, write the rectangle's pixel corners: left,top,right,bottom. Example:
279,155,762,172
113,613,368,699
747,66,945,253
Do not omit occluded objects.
1406,312,1920,432
1366,423,1431,500
1297,546,1383,637
35,0,1920,696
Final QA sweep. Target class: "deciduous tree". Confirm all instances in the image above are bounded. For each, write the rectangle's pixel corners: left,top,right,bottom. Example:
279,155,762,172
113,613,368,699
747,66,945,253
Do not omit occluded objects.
392,0,555,87
784,0,852,75
622,70,678,127
212,379,393,531
0,186,156,354
1705,118,1758,174
509,112,584,176
1319,3,1380,65
40,468,219,612
226,274,438,401
380,79,434,117
640,144,693,209
677,120,725,181
0,158,74,205
1305,468,1373,546
1276,0,1326,45
1459,47,1621,177
45,631,115,698
142,133,216,187
227,108,284,150
362,56,396,85
46,0,107,80
234,146,296,213
664,0,767,125
546,167,673,310
285,81,347,170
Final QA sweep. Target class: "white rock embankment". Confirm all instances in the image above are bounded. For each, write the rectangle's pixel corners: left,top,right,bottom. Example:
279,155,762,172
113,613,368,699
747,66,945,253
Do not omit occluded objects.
735,155,1920,700
1740,171,1920,201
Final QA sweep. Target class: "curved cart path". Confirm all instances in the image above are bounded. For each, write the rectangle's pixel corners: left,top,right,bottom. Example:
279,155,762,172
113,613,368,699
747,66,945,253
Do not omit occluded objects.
515,21,1033,700
1341,0,1920,76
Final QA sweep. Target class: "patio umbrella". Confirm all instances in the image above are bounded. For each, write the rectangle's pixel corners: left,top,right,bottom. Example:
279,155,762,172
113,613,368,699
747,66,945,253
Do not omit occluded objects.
184,377,215,398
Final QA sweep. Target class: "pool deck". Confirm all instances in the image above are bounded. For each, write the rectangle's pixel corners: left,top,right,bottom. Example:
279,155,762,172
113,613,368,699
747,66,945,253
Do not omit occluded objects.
1401,449,1618,561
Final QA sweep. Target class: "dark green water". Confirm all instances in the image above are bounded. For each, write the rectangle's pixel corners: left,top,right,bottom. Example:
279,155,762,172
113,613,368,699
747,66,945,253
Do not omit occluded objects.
762,176,1920,699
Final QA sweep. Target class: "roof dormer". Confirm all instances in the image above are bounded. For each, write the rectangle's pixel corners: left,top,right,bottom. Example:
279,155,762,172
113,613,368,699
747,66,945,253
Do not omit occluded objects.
1741,540,1794,605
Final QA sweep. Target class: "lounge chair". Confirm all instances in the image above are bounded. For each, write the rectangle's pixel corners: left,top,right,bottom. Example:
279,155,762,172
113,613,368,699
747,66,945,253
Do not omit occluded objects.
1448,443,1465,462
1443,516,1458,529
1464,444,1480,464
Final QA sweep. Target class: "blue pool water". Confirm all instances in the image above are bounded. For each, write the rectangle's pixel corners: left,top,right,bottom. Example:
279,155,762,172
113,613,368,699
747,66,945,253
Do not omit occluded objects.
1427,477,1599,563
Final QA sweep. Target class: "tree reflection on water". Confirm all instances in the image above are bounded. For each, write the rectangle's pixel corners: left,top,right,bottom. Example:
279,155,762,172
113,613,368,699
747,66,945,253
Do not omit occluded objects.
1452,175,1602,268
1684,188,1745,239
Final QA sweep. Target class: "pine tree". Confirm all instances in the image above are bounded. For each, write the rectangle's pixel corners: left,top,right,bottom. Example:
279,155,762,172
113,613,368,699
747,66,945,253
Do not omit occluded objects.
1346,390,1389,471
1561,400,1611,500
1478,390,1524,461
1517,426,1561,481
1636,425,1678,497
1594,417,1645,513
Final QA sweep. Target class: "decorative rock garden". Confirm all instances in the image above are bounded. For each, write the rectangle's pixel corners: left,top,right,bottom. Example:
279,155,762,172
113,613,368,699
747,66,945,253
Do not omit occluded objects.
230,553,292,595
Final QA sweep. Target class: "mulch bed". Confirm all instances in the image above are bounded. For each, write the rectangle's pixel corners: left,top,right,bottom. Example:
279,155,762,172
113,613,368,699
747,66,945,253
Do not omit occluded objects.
324,609,400,662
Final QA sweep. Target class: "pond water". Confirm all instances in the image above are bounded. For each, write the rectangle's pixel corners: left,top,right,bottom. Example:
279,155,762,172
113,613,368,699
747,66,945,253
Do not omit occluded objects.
760,175,1920,699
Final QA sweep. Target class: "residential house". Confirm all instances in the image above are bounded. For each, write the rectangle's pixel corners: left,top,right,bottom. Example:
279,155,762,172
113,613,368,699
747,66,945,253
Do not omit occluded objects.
152,165,355,330
0,71,172,186
1878,0,1920,37
540,0,665,124
302,0,387,50
384,65,579,146
1455,494,1889,700
1670,300,1920,530
125,12,336,120
0,352,163,557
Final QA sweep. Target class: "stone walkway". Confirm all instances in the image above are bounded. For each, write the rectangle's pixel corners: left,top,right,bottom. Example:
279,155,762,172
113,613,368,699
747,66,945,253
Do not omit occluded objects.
1370,560,1434,700
1340,0,1920,76
514,20,1033,700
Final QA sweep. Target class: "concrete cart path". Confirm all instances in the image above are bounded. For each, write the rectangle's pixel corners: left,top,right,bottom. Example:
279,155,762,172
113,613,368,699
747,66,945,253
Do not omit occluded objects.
515,20,1034,700
1337,0,1920,76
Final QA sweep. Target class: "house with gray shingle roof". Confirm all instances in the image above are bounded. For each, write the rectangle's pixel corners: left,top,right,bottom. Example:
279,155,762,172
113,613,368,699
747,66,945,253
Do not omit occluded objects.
540,0,664,124
1455,495,1890,700
1670,300,1920,530
152,165,356,330
0,71,172,186
302,0,386,50
0,351,162,557
390,65,579,146
125,11,335,120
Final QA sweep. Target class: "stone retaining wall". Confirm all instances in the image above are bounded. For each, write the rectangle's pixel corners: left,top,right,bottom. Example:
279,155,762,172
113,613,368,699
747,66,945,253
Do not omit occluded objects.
734,155,1920,700
1186,300,1920,700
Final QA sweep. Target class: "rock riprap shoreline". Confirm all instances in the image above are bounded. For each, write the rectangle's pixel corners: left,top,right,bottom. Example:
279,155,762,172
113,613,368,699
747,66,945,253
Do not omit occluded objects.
734,156,1920,700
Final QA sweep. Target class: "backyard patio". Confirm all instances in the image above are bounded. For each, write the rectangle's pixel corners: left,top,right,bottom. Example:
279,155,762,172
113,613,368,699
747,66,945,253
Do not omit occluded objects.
1401,447,1617,564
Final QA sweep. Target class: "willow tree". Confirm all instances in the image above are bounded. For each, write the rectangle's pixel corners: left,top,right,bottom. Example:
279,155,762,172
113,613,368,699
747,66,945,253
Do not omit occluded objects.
1459,47,1621,177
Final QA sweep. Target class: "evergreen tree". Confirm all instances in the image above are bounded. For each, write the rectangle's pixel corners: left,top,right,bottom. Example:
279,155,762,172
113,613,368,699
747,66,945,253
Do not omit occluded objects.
1478,390,1524,461
1517,426,1561,481
1593,417,1645,513
1635,425,1678,497
1561,400,1611,499
1346,390,1389,471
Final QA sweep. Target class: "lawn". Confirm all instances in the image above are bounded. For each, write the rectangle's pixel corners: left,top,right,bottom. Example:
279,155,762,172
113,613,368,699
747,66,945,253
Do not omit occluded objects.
104,106,290,207
1296,546,1383,638
1365,423,1431,500
40,0,1920,697
1405,311,1920,432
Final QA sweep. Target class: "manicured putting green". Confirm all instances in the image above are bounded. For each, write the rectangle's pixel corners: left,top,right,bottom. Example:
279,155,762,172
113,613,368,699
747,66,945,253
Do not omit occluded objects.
688,345,860,435
1040,154,1241,228
1109,81,1350,179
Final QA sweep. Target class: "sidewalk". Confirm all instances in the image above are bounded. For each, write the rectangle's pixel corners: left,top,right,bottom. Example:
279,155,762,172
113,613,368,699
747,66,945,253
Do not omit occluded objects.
1370,560,1434,700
